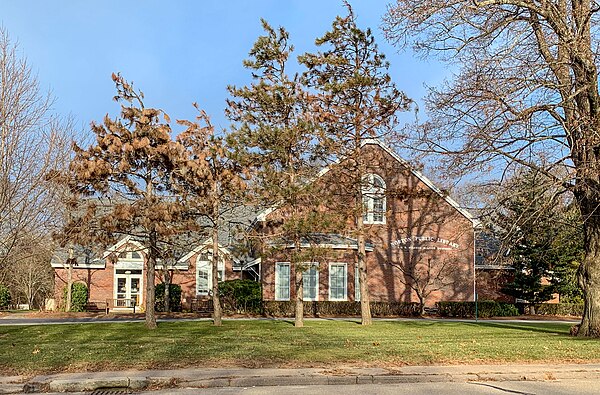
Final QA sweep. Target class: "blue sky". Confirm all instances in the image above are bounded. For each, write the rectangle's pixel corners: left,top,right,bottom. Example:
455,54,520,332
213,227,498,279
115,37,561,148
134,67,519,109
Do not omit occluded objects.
1,1,448,136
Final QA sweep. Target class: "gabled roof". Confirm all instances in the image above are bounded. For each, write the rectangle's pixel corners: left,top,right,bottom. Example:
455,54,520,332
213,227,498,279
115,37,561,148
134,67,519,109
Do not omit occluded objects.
363,139,479,226
50,244,105,269
52,235,190,270
177,237,239,264
102,235,146,258
256,138,479,227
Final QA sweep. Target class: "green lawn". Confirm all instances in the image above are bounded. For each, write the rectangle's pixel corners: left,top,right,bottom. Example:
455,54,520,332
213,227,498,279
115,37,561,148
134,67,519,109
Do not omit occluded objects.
0,319,598,375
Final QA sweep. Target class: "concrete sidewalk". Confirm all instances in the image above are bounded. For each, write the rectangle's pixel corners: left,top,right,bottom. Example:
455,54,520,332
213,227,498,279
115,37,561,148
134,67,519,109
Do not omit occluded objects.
1,364,598,394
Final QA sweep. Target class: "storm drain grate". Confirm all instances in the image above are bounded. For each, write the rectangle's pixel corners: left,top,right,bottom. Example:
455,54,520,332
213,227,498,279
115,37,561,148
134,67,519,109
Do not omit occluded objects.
89,387,134,395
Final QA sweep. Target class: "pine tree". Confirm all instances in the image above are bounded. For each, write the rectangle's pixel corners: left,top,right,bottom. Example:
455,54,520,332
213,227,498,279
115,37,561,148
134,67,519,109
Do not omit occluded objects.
176,108,247,326
65,74,195,329
494,169,583,304
227,20,339,327
299,3,411,325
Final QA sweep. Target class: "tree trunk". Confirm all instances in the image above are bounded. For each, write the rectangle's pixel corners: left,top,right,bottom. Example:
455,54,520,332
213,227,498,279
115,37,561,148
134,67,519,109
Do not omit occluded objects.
355,140,372,326
295,265,304,328
212,221,223,327
163,268,170,313
66,246,73,312
577,211,600,337
145,233,157,329
358,233,372,325
357,197,372,325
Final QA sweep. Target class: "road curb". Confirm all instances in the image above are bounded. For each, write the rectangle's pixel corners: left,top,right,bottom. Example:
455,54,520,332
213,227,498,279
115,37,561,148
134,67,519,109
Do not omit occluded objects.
18,367,600,393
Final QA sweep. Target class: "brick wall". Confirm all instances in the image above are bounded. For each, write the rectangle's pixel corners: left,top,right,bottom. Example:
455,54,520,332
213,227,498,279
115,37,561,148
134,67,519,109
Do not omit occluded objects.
259,143,476,306
475,268,515,302
53,242,241,310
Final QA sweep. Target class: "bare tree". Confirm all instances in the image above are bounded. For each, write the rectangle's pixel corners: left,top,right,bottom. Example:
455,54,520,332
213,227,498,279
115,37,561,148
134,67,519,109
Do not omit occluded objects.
8,235,54,308
384,0,600,337
0,28,73,292
392,257,457,316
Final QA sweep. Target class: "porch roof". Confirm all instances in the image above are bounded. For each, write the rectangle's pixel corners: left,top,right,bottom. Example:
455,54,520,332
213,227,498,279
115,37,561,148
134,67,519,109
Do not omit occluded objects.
270,233,375,252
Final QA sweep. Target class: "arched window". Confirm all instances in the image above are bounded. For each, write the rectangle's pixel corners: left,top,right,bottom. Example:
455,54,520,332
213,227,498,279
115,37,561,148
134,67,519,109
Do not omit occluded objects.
118,249,143,260
362,173,386,224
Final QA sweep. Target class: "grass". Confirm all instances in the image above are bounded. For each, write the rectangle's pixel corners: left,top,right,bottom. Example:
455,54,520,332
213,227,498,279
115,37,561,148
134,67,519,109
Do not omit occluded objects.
0,319,598,375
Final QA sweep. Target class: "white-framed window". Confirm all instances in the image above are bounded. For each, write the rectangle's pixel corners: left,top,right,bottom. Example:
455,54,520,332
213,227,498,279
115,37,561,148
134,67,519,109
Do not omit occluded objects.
303,264,319,301
196,251,225,296
118,250,143,260
275,262,291,301
362,173,386,224
115,247,144,271
329,262,348,301
355,265,361,302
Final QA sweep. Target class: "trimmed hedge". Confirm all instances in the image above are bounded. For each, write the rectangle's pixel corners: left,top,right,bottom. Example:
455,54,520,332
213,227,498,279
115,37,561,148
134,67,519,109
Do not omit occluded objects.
531,303,583,317
0,285,10,309
262,301,421,317
63,282,88,312
437,301,519,318
155,283,182,312
219,280,262,314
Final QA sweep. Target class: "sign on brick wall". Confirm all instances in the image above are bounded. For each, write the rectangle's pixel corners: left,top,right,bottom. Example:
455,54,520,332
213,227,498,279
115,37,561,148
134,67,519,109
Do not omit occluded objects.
391,236,460,251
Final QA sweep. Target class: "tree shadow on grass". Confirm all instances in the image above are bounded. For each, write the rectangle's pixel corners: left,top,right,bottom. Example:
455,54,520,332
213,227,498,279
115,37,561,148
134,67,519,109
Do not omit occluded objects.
278,318,365,326
468,321,572,336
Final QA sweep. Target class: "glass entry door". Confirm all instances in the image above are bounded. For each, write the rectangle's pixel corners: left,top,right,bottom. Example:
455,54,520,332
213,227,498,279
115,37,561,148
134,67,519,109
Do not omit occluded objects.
115,269,142,306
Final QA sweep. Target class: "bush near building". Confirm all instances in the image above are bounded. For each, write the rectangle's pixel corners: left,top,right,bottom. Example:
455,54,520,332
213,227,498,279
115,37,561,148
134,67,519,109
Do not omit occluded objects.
529,303,583,317
62,283,88,312
154,283,182,312
437,301,519,318
263,301,421,317
219,280,262,315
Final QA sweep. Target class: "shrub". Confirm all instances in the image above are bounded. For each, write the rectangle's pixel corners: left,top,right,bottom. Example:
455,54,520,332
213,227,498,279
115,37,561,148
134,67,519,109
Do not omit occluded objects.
437,301,519,318
262,301,421,317
0,285,11,309
155,283,182,312
531,303,583,316
63,282,88,312
219,280,262,314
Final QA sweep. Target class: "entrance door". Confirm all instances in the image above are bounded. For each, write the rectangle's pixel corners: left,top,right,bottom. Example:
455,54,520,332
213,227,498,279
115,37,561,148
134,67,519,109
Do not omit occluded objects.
115,269,142,306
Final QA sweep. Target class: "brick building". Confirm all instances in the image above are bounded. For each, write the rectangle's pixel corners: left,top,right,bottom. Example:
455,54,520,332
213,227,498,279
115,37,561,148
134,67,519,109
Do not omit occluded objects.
51,235,242,310
251,139,478,307
52,139,486,311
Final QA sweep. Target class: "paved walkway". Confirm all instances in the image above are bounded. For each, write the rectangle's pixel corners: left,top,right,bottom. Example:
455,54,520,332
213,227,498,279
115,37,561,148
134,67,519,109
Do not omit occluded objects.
0,314,580,326
2,364,599,394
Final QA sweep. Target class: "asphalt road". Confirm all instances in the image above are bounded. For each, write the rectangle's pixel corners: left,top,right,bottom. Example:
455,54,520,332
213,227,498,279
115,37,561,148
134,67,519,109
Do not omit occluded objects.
122,380,600,395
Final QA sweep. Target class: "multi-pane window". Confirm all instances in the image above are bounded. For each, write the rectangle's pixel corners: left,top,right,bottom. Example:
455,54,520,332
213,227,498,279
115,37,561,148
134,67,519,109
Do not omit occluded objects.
275,262,290,300
362,174,386,224
329,263,347,301
302,264,318,301
196,251,225,296
197,263,209,295
118,250,143,260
